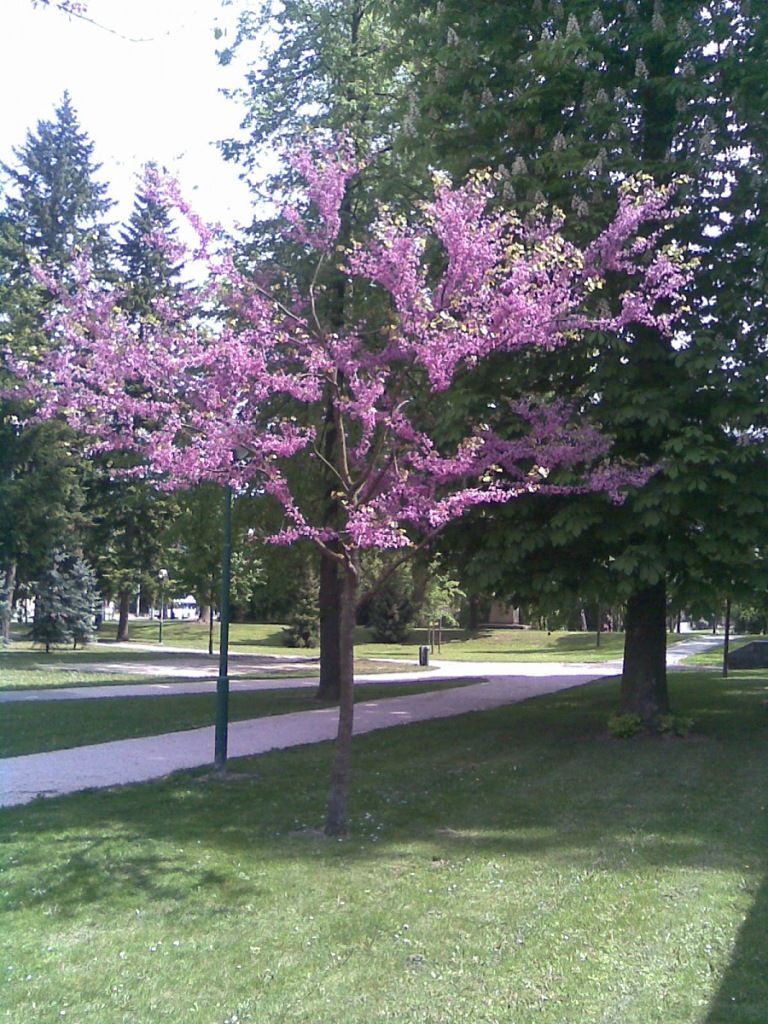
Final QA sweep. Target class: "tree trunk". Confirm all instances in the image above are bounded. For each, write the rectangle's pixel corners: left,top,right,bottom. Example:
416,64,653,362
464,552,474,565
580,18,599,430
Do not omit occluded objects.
324,556,358,837
116,589,131,642
467,594,481,632
722,597,731,679
620,580,670,724
198,603,211,625
0,561,17,643
317,550,342,701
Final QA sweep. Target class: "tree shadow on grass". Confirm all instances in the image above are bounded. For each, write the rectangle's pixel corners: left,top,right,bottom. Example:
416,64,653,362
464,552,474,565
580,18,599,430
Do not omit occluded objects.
1,674,767,991
705,871,768,1023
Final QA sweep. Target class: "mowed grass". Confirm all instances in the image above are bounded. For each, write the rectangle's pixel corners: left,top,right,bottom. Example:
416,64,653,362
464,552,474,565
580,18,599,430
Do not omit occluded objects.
118,618,658,661
2,671,767,1024
0,641,412,691
685,634,765,666
0,679,479,757
29,617,688,661
0,623,674,693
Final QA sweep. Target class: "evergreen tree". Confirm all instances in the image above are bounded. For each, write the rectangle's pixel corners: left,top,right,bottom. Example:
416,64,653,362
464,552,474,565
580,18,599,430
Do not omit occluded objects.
31,547,97,653
84,461,173,642
0,91,112,293
282,567,321,649
118,165,184,320
369,575,414,644
0,94,112,641
80,168,185,642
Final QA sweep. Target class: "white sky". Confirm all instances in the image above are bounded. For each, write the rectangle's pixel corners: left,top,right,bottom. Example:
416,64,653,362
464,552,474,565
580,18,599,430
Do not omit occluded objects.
0,0,258,230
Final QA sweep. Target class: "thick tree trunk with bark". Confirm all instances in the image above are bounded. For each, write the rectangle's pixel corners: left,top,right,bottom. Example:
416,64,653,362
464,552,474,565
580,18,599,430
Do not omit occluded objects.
1,562,17,642
317,551,342,700
620,580,669,724
467,595,482,632
116,589,131,642
324,556,358,837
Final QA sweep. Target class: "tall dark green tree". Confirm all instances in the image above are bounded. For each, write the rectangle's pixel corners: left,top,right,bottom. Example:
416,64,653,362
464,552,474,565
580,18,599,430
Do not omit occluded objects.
220,0,413,699
393,0,768,722
83,169,184,641
0,93,112,641
118,165,184,319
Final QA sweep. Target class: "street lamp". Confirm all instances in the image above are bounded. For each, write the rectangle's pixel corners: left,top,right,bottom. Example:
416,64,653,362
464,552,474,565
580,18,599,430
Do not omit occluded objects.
157,568,169,644
215,485,233,771
215,446,249,772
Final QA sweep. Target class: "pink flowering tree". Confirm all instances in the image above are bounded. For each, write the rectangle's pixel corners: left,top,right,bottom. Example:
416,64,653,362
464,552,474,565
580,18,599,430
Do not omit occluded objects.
8,147,689,834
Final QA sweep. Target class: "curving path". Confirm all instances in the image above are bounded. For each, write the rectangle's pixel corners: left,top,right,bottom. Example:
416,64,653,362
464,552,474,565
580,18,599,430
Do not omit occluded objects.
0,635,727,808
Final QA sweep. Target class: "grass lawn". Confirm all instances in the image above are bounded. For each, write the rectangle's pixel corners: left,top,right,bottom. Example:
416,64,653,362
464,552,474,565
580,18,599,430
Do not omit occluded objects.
0,679,479,758
1,624,689,692
0,643,414,691
30,618,689,661
685,635,765,667
1,670,766,1023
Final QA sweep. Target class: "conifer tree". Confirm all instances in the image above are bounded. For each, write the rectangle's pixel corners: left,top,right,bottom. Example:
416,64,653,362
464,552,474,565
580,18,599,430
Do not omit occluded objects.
0,94,112,641
82,168,182,642
31,547,97,653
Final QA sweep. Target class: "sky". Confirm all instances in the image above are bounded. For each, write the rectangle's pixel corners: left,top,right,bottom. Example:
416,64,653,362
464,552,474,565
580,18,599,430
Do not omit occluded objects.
0,0,258,230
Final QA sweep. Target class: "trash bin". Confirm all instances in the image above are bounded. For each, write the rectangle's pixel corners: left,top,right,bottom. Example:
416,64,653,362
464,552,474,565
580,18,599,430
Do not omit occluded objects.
418,645,429,667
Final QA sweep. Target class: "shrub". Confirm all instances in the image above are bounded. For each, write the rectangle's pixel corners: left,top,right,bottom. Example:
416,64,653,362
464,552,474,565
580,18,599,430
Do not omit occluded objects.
607,713,644,739
656,714,694,738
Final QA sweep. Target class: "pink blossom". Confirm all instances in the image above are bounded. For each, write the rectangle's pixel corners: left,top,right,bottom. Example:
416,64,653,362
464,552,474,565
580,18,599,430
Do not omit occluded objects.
7,148,691,558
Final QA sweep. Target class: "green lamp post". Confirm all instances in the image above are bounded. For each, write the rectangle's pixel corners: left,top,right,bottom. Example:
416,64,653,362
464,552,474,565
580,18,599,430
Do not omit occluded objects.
157,568,169,644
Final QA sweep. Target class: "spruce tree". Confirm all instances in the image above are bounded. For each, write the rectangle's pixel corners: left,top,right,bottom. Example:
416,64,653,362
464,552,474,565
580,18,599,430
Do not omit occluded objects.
82,169,184,642
31,548,97,653
0,94,112,641
118,165,184,320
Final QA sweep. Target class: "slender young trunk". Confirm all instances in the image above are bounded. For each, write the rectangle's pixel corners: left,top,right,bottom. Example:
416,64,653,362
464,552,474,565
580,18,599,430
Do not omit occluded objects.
116,589,131,642
317,550,342,700
722,598,731,679
324,555,359,837
596,602,602,648
1,561,17,642
620,579,670,724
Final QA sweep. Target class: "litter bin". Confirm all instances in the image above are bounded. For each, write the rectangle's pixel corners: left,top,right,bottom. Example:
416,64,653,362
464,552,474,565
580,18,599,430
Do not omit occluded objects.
418,645,429,667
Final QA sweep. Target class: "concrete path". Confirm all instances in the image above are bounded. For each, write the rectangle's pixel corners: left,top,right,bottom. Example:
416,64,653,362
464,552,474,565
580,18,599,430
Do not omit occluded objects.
0,657,617,703
0,634,727,809
0,670,614,808
0,632,725,704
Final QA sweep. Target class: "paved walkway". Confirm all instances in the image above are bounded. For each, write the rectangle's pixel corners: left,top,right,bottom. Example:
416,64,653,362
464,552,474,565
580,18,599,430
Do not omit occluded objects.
0,635,727,809
0,670,613,808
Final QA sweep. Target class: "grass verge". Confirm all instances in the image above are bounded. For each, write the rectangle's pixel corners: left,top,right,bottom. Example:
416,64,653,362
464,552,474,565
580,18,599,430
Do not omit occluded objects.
0,646,416,691
684,634,764,666
1,671,766,1023
0,679,478,757
7,621,693,673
